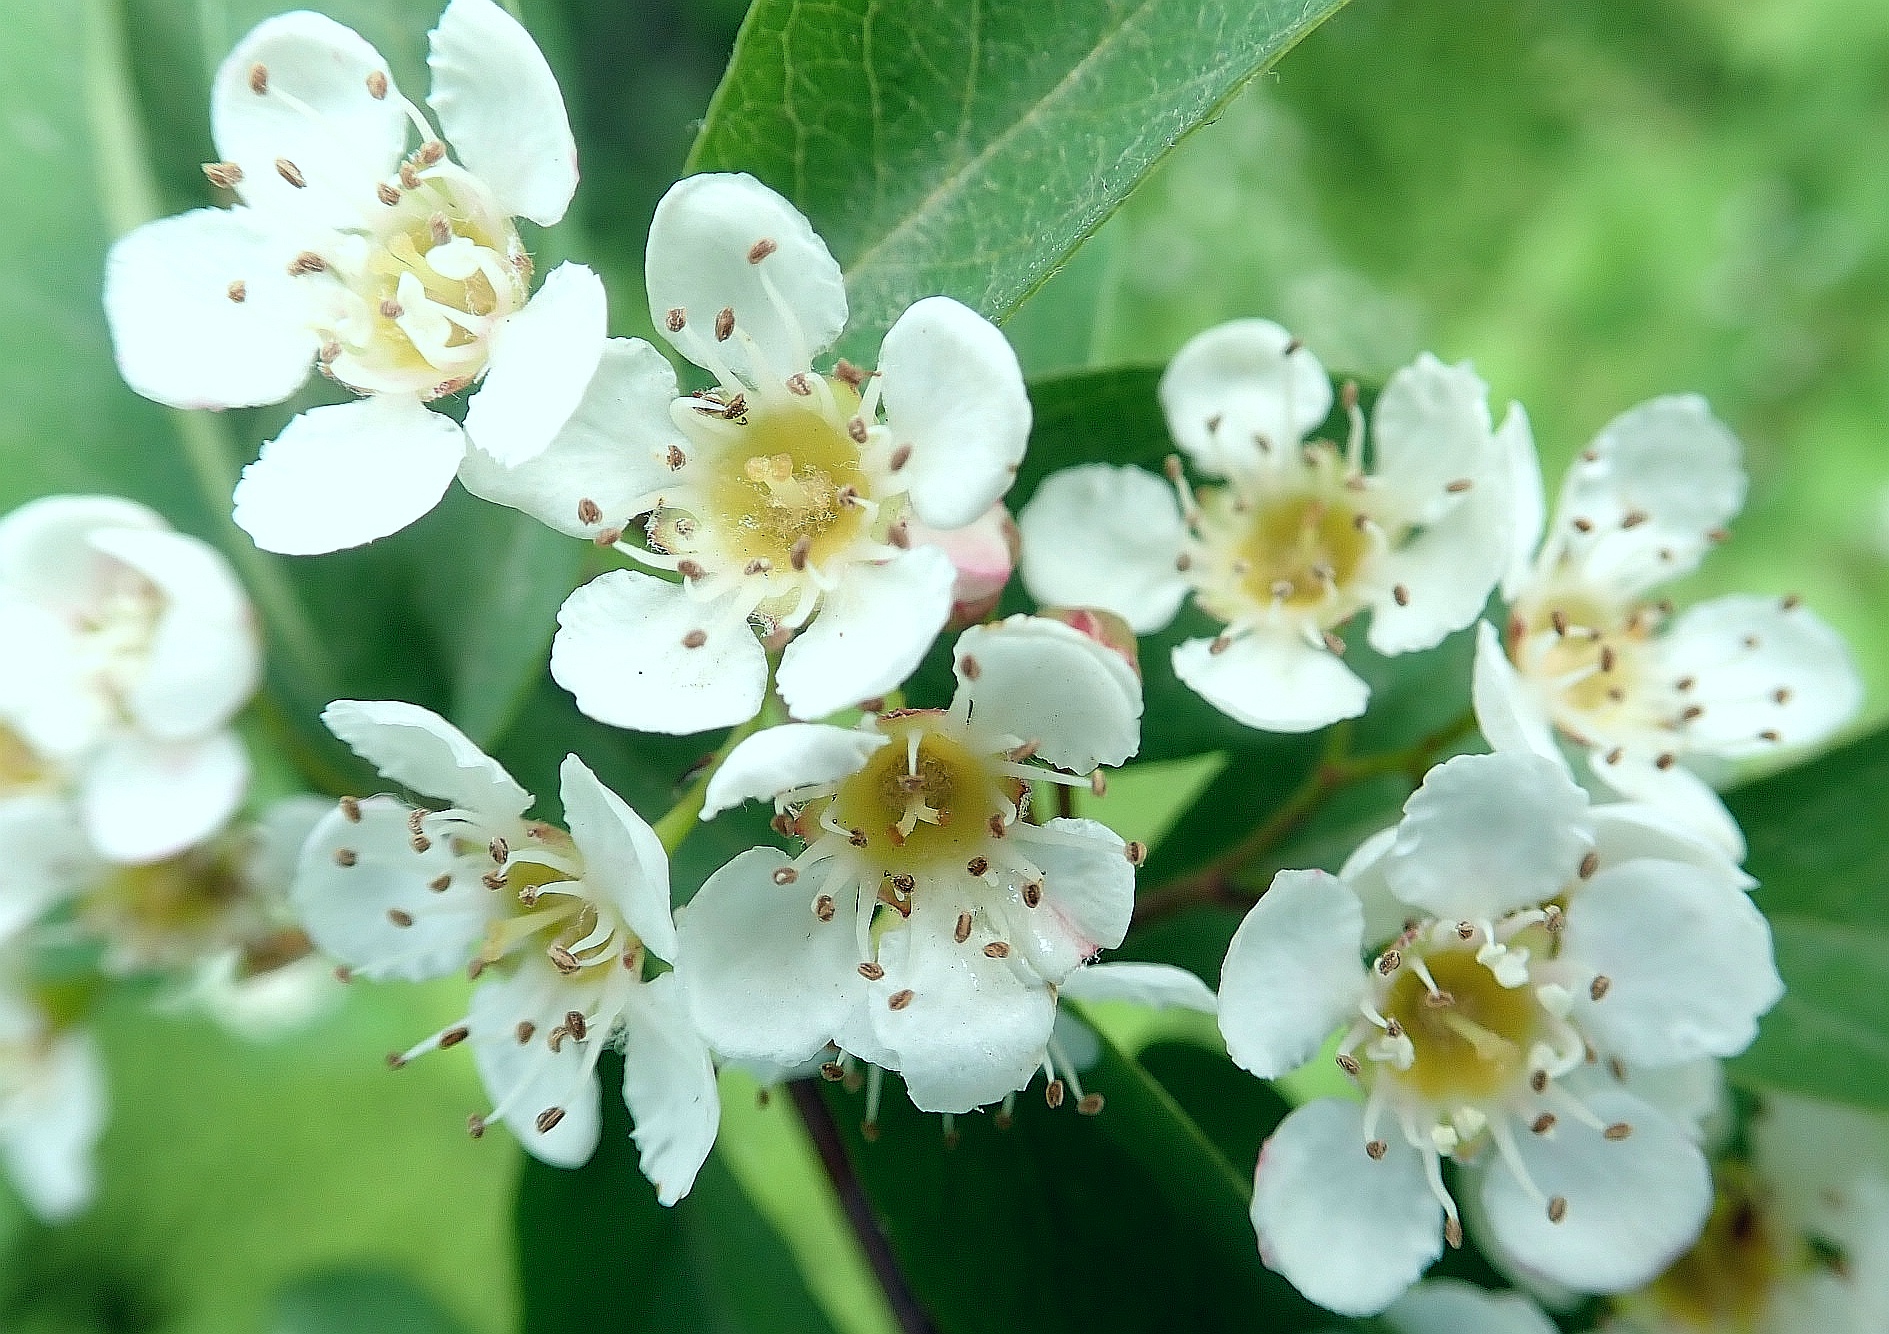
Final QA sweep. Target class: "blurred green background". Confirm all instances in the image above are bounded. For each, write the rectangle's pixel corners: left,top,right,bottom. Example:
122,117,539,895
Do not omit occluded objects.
6,0,1888,1329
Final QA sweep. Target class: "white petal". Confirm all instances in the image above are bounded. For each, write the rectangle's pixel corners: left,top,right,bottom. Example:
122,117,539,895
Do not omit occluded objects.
1590,755,1745,863
426,0,577,225
104,208,314,410
1251,1099,1442,1317
85,526,258,739
953,614,1142,771
551,572,768,734
1016,464,1188,632
1498,405,1545,600
0,495,165,611
1343,824,1410,950
1470,621,1559,762
1000,818,1135,984
645,173,845,383
233,397,465,554
1547,396,1745,593
1218,870,1367,1078
458,337,680,537
1563,858,1780,1065
701,724,885,820
1653,594,1862,758
1386,751,1591,922
211,12,407,227
291,796,492,980
868,891,1057,1113
468,961,602,1168
1172,629,1369,733
1585,802,1751,888
776,547,955,721
80,730,247,864
677,847,866,1066
322,699,529,820
1477,1088,1710,1293
1366,482,1511,655
463,263,607,466
1385,1280,1557,1334
559,755,674,962
878,297,1030,529
0,1028,106,1222
1059,961,1217,1013
1159,319,1332,477
620,972,720,1206
1370,354,1495,512
0,797,95,946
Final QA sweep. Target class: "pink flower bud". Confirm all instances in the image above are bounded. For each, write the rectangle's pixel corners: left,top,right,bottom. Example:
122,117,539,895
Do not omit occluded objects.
1040,606,1140,678
907,503,1018,627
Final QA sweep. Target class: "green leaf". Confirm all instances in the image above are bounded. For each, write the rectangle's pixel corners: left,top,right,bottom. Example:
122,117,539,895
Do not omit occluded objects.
689,0,1349,359
515,1055,838,1334
272,1268,468,1334
1734,916,1889,1111
820,1025,1324,1333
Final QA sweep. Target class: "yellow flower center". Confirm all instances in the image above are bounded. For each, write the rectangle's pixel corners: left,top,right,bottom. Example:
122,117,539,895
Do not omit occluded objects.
704,397,872,571
1637,1167,1790,1331
1380,948,1546,1105
1510,584,1654,728
824,714,1018,881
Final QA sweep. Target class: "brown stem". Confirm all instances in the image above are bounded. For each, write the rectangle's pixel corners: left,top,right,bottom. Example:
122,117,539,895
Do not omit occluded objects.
787,1080,937,1334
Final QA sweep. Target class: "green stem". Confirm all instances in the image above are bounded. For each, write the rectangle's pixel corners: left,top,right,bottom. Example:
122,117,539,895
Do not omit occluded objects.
653,714,765,857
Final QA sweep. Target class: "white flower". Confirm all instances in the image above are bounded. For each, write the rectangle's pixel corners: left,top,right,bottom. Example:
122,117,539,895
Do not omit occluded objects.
1018,320,1523,732
1475,395,1862,857
1384,1279,1558,1334
103,0,604,555
1217,749,1781,1316
464,172,1030,733
0,984,106,1223
289,701,717,1200
675,615,1142,1114
0,496,258,863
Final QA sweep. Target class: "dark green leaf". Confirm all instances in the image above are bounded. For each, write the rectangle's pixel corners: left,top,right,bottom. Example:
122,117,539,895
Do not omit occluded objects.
515,1054,837,1334
1136,737,1323,889
1734,916,1889,1111
273,1268,468,1334
690,0,1350,359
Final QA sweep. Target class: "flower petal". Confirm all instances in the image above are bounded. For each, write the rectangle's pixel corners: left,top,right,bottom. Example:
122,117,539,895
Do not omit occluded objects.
1172,629,1369,733
1563,857,1780,1065
1251,1099,1442,1317
1016,464,1189,633
211,12,407,227
677,847,866,1066
1477,1088,1710,1294
1653,594,1862,759
999,817,1135,984
953,614,1142,772
1589,754,1745,863
1059,961,1217,1013
463,262,608,467
559,755,674,962
233,397,465,555
0,796,95,946
868,890,1057,1113
1470,621,1559,762
0,494,166,612
551,571,768,735
1499,406,1545,600
0,1026,106,1222
84,526,259,739
1585,803,1751,888
1342,825,1410,951
878,297,1029,529
80,730,247,865
646,173,846,383
1386,751,1591,922
1219,869,1367,1078
776,547,955,721
468,961,602,1168
104,208,314,410
1159,319,1332,478
320,699,530,821
1370,355,1496,515
701,723,885,820
1385,1280,1558,1334
426,0,577,225
291,795,492,981
458,337,680,537
620,972,720,1206
1546,396,1745,594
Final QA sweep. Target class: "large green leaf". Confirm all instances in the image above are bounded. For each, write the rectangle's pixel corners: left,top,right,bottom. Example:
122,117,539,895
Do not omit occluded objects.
272,1269,468,1334
689,0,1349,359
818,1023,1324,1334
1735,916,1889,1110
515,1055,838,1334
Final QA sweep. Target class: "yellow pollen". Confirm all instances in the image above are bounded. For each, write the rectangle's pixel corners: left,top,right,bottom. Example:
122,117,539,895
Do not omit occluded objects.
1380,949,1543,1104
825,715,1018,882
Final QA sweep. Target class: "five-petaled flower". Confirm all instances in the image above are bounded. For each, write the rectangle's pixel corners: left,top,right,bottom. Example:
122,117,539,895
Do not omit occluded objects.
464,172,1030,734
104,0,605,555
290,701,717,1200
1218,749,1781,1316
674,615,1143,1114
1018,320,1524,732
1474,394,1860,858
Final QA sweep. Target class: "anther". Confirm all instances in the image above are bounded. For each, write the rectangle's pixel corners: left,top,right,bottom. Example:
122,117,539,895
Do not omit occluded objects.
1708,527,1731,543
1336,1053,1361,1077
548,945,579,974
1655,752,1676,770
818,1061,845,1083
565,1010,589,1041
1531,1113,1556,1135
1550,609,1570,636
1621,509,1649,529
950,912,974,945
988,813,1008,839
1600,645,1617,673
960,653,982,681
848,827,869,848
513,1021,536,1045
1547,1196,1568,1223
1579,850,1599,879
1323,631,1346,655
1392,584,1410,607
481,870,506,891
858,961,885,981
677,559,706,580
1445,1217,1464,1248
786,373,812,396
418,141,446,166
682,628,708,649
373,181,400,205
1384,1018,1403,1039
983,942,1011,959
274,158,306,188
1572,517,1594,533
411,834,432,853
440,1026,468,1049
1604,1122,1632,1141
319,340,341,364
847,417,869,444
248,62,269,94
1045,1080,1065,1109
666,444,687,470
1773,687,1793,705
535,1108,566,1134
1445,478,1473,493
772,866,799,886
1283,338,1303,355
335,966,354,984
466,1114,486,1138
1681,704,1703,722
1590,975,1611,1001
386,1052,406,1070
1077,1093,1105,1116
399,161,422,189
835,359,865,388
747,237,778,263
888,989,914,1011
1090,770,1108,798
488,837,508,864
790,535,812,571
814,895,836,922
575,497,604,527
377,298,404,320
1603,747,1624,766
226,280,247,303
1760,729,1782,743
967,856,990,876
1124,841,1147,866
1376,949,1401,975
1530,1070,1549,1093
891,874,916,895
1365,1140,1388,1160
714,307,735,341
387,908,413,927
1782,593,1802,611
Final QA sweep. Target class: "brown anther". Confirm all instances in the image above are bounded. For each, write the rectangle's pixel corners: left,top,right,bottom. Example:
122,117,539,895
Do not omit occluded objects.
1423,990,1456,1009
1445,1217,1464,1249
860,1120,881,1142
1445,478,1473,493
1322,630,1346,655
988,813,1007,839
1376,950,1401,975
1547,1196,1568,1224
274,157,306,188
1365,1139,1388,1160
1045,1079,1065,1109
888,989,914,1011
466,1114,486,1138
225,279,248,304
888,443,913,471
466,957,487,982
814,895,836,922
1655,752,1676,770
1123,841,1147,867
487,837,508,865
1781,593,1803,611
858,961,885,981
1760,728,1782,743
1572,517,1594,533
248,62,269,94
820,1061,845,1082
1283,337,1303,355
319,340,341,364
993,1110,1014,1131
1090,770,1108,798
959,653,982,681
375,181,401,205
1391,583,1410,607
564,1010,589,1042
418,140,446,166
331,845,359,869
1609,1056,1628,1082
1603,747,1624,766
983,942,1011,960
771,865,799,886
677,559,707,581
400,161,423,189
440,1026,469,1049
744,559,771,576
571,497,603,528
1531,1113,1556,1134
834,359,865,388
1590,974,1612,1001
203,160,244,188
481,870,507,891
387,907,413,927
1579,850,1599,879
335,966,354,984
1456,921,1476,941
535,1107,566,1134
386,1051,407,1070
380,298,409,321
1208,634,1231,657
1598,645,1618,674
1336,1053,1361,1077
548,945,579,974
1530,1069,1549,1093
1077,1093,1105,1116
891,873,916,895
1550,608,1571,636
665,444,687,471
1545,904,1565,933
848,827,869,848
1708,527,1731,543
1384,1018,1404,1039
721,393,747,420
966,856,990,877
1681,704,1704,722
1604,1122,1633,1141
847,416,869,444
745,236,780,263
681,628,708,649
714,307,735,341
786,373,812,396
411,833,433,853
789,535,813,571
